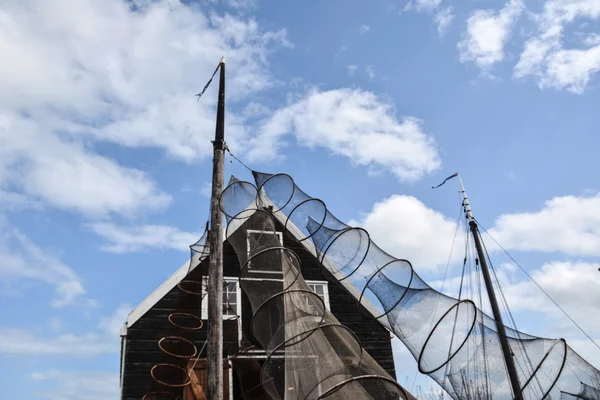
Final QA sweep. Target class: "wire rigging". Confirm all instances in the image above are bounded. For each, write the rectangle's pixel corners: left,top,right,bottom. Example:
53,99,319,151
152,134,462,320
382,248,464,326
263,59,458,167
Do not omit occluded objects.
475,218,600,354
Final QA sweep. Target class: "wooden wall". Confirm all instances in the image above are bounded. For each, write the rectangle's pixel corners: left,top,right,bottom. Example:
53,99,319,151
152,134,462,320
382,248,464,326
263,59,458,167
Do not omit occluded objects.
121,218,396,399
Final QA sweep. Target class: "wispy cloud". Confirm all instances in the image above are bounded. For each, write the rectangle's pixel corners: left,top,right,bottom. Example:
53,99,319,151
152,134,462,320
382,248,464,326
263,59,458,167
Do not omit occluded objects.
435,7,454,37
89,222,198,253
458,0,524,70
404,0,453,36
0,226,88,307
514,0,600,94
346,65,358,77
0,303,129,355
366,65,376,80
0,0,291,216
31,370,119,400
249,88,441,182
359,24,371,35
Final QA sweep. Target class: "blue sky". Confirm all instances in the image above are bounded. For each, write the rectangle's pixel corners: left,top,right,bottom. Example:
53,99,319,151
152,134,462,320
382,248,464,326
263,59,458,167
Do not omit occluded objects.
1,0,600,398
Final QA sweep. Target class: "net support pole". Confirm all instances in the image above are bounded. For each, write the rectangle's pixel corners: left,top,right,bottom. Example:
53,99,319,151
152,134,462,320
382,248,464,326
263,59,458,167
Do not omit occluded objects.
459,175,523,400
207,56,226,400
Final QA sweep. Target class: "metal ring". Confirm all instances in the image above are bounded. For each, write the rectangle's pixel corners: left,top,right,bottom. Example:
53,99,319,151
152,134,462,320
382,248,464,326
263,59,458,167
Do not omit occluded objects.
168,312,203,331
517,338,568,399
284,198,328,242
250,289,327,349
150,363,191,387
318,227,371,282
177,280,204,296
158,336,198,359
357,258,414,320
239,246,302,293
317,374,410,400
219,180,258,219
256,173,296,213
260,323,365,395
417,299,478,375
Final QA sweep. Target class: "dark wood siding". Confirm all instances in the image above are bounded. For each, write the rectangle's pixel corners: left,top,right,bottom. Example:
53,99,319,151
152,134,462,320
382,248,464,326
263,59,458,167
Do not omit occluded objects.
121,217,395,399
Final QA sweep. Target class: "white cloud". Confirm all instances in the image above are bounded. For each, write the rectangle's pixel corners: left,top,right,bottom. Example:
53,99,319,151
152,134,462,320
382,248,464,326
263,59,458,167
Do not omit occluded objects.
0,227,87,307
349,195,463,271
0,114,171,217
31,370,119,400
514,0,600,93
0,303,129,356
365,65,376,80
0,0,291,215
89,222,199,253
251,89,441,182
488,192,600,256
346,65,358,77
435,7,454,36
404,0,453,36
407,0,442,12
359,24,371,35
458,0,524,69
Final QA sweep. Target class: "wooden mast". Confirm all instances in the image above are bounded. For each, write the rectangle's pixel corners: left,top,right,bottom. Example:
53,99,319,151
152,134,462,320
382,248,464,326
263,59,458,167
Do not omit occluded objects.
458,175,523,400
207,56,226,400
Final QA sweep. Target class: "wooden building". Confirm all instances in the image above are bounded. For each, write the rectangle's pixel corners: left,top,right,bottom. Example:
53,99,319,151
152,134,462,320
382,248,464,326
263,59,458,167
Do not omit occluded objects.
119,210,397,399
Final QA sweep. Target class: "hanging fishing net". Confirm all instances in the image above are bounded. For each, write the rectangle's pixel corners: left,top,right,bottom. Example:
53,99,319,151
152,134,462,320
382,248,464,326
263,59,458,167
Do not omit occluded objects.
220,177,414,400
219,171,600,400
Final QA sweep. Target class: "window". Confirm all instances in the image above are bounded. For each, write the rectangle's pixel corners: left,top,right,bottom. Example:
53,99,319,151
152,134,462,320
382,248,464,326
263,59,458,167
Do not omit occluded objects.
306,281,330,310
201,277,241,318
246,230,284,274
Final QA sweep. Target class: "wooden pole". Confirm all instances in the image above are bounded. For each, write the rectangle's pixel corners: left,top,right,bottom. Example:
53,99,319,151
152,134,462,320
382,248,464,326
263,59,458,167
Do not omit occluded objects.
207,56,226,400
458,176,523,400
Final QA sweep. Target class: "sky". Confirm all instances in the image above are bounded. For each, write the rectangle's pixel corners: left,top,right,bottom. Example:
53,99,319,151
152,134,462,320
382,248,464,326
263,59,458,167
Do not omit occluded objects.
1,0,600,398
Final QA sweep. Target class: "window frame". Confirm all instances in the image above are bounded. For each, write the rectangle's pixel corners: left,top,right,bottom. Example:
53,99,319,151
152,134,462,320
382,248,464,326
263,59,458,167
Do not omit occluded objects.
305,280,330,310
246,229,284,274
201,277,242,319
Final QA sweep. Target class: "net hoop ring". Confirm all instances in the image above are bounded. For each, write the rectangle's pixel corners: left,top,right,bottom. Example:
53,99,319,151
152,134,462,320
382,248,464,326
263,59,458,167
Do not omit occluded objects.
256,173,296,213
168,312,203,331
239,246,302,292
284,198,328,242
150,363,191,387
219,180,258,219
177,280,205,296
358,258,415,320
317,374,410,400
260,323,365,393
142,392,179,400
303,372,354,400
158,336,198,359
250,289,327,349
318,227,371,283
518,338,568,399
418,299,478,375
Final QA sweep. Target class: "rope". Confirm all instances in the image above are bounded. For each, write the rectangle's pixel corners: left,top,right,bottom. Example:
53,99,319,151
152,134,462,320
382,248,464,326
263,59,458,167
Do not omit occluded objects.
225,146,253,173
475,219,600,353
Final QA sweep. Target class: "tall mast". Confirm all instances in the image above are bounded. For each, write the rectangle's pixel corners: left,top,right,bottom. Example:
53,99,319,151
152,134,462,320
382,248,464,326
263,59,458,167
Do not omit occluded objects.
207,56,226,400
458,175,523,400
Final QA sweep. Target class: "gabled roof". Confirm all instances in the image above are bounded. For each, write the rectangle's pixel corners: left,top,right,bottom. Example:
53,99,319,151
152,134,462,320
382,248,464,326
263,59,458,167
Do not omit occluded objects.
122,195,382,331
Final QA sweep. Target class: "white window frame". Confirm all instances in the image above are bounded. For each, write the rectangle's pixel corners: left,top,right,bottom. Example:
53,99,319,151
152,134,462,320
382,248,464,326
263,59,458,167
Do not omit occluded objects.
201,277,242,319
305,280,330,310
246,229,284,274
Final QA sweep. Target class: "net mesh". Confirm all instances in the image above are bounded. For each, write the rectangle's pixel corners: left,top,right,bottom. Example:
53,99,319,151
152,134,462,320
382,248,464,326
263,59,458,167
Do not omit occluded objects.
219,170,600,400
221,184,413,399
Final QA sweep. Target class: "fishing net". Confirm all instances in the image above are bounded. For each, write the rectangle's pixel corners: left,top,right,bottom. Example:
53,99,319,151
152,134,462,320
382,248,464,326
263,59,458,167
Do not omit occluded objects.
220,177,413,400
219,171,600,400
